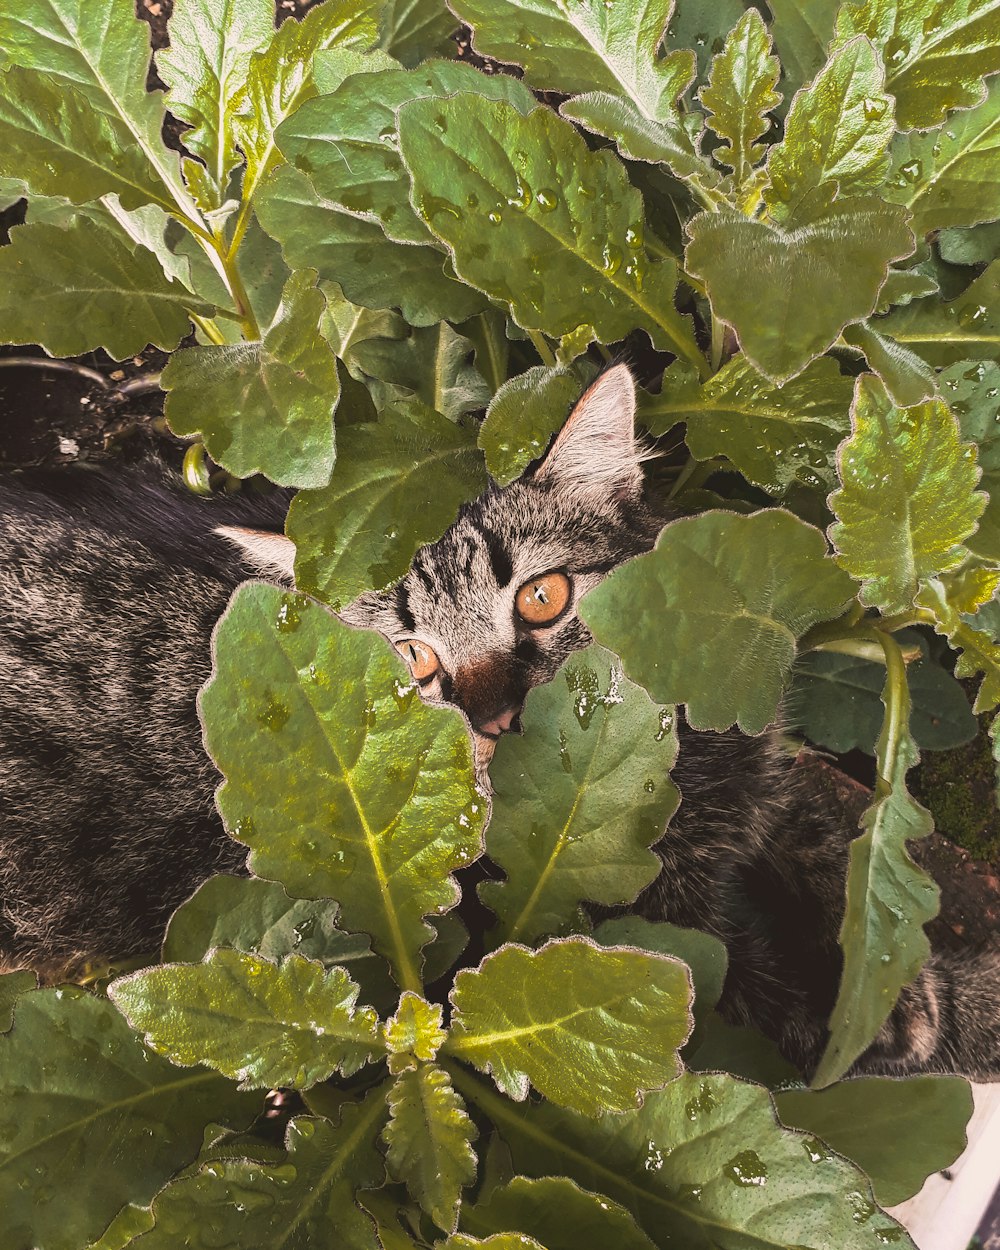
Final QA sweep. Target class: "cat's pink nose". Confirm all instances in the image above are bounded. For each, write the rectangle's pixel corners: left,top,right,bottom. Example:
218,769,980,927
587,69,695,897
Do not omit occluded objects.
478,707,522,737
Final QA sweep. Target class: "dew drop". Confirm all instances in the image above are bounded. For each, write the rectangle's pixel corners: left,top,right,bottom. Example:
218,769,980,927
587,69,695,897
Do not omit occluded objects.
862,95,888,121
899,159,923,183
846,1190,877,1224
959,303,988,328
884,35,910,66
625,225,644,249
257,693,291,732
725,1150,768,1186
644,779,655,793
487,209,503,225
601,242,623,275
644,1140,665,1171
656,708,674,741
507,177,532,209
558,728,573,774
803,1135,833,1163
536,188,559,211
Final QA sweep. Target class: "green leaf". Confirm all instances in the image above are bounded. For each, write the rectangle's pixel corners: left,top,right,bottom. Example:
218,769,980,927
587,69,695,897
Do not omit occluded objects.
275,60,536,248
109,949,382,1090
0,0,197,222
700,10,781,184
482,645,676,946
944,359,1000,560
886,78,1000,236
384,1063,478,1231
397,94,704,370
319,280,408,378
0,175,25,210
0,988,258,1250
0,217,212,359
163,268,339,488
840,320,937,407
462,1176,656,1250
121,1089,390,1250
776,1075,973,1206
833,0,1000,130
766,38,894,214
385,992,448,1072
876,268,940,314
686,197,913,383
939,220,1000,265
829,375,984,613
201,584,484,991
161,874,398,1013
814,635,938,1087
446,938,692,1115
465,1067,912,1250
479,366,583,485
0,67,172,211
444,1237,545,1250
684,1013,802,1087
288,400,487,605
256,163,487,326
648,355,853,494
917,575,1000,712
767,0,840,102
582,510,855,734
0,970,35,1033
880,260,1000,366
157,0,273,196
378,0,459,65
788,650,979,753
232,0,378,222
353,321,491,420
664,0,748,79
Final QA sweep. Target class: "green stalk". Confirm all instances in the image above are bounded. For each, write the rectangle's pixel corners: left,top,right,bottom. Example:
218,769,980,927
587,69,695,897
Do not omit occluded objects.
527,329,557,368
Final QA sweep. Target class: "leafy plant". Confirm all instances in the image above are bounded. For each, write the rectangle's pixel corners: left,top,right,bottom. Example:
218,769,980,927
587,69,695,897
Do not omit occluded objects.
1,0,999,1244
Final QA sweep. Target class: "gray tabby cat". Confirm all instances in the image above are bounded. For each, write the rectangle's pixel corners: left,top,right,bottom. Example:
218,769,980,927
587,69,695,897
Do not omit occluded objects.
1,366,997,1080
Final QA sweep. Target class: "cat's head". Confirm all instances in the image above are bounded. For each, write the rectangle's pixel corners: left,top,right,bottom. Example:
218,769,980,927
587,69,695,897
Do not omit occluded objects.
220,365,661,774
342,365,661,771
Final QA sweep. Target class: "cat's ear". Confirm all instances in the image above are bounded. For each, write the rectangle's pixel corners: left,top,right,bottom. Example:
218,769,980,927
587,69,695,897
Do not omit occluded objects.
534,364,643,499
215,526,296,582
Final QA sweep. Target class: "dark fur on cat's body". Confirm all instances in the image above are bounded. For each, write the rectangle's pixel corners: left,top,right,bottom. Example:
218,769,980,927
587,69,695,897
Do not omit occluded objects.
1,369,998,1081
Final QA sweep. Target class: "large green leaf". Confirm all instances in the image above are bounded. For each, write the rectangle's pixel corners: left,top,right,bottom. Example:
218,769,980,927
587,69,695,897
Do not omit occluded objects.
788,649,979,753
378,0,459,65
766,37,894,214
161,875,397,1013
256,163,487,326
444,1237,544,1250
886,78,1000,236
0,218,212,359
456,1066,912,1250
109,949,382,1090
776,1075,973,1206
833,0,1000,130
944,359,1000,559
0,0,196,221
449,0,713,178
288,401,487,607
275,60,536,248
814,635,938,1087
879,261,1000,366
939,219,1000,265
446,938,692,1115
686,196,913,383
163,268,339,488
384,1063,478,1231
478,366,583,485
319,280,408,378
699,9,781,186
200,584,484,991
648,355,853,494
0,67,172,212
482,645,676,946
582,510,855,734
461,1176,656,1250
397,94,704,369
121,1091,390,1250
0,989,258,1250
664,0,747,78
828,375,984,613
157,0,273,197
232,0,377,227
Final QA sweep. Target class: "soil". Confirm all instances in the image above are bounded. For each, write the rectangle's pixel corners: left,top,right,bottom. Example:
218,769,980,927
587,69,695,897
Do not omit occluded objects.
1,2,997,951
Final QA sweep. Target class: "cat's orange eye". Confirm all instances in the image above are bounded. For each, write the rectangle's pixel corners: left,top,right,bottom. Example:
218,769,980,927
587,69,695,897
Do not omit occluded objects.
395,639,440,680
515,572,571,626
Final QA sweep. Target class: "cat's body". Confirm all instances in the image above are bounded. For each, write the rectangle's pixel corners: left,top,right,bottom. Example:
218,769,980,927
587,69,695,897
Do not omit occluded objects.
1,366,998,1080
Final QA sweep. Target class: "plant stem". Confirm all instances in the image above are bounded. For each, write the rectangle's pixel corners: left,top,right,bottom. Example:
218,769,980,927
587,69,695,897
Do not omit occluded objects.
0,356,109,388
877,608,937,632
189,312,229,346
710,314,724,373
810,637,921,665
527,329,557,368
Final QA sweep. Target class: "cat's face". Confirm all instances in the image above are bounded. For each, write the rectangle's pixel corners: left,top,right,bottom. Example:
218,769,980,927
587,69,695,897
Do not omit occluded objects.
340,366,661,773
